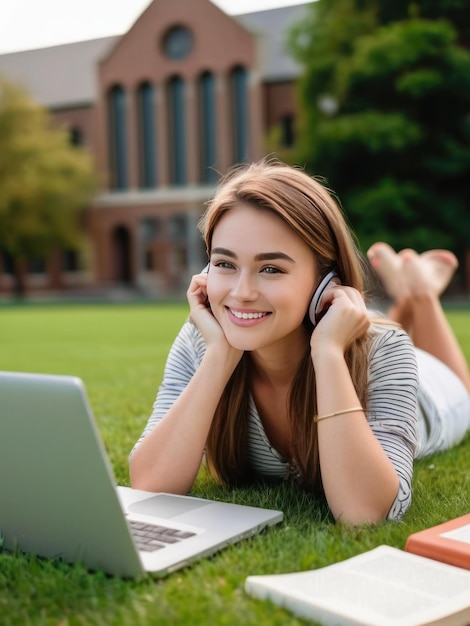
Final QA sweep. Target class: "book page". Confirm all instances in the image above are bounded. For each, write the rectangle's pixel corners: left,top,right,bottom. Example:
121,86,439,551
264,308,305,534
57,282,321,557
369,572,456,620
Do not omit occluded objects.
246,546,470,626
276,551,468,619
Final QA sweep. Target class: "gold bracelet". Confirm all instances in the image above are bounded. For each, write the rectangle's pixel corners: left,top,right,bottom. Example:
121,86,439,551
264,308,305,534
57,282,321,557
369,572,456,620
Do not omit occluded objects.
314,406,364,423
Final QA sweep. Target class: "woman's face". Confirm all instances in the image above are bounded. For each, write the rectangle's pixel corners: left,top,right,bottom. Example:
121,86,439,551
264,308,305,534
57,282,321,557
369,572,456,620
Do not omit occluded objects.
206,202,317,353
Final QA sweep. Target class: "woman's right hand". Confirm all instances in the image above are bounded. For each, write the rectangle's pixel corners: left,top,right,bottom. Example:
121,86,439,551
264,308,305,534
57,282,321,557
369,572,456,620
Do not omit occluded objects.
186,271,233,350
130,270,243,496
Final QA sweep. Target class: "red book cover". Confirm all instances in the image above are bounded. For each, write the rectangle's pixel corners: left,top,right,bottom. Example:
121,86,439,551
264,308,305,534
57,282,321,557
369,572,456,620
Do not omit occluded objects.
405,513,470,570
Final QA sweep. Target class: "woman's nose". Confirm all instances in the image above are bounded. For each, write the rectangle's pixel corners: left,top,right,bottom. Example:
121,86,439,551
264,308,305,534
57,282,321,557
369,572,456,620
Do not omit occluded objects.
231,271,257,300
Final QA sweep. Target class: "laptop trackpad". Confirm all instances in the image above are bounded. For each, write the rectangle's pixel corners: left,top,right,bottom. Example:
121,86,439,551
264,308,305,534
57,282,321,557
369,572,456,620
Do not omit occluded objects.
128,494,211,519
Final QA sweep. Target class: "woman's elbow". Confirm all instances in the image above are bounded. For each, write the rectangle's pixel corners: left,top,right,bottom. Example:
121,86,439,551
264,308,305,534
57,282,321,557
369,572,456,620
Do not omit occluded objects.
334,505,389,526
129,455,149,491
129,455,193,495
129,450,157,492
331,485,399,526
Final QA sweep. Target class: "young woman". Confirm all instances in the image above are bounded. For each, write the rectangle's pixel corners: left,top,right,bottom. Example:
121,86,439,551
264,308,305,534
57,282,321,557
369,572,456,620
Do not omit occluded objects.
129,159,470,524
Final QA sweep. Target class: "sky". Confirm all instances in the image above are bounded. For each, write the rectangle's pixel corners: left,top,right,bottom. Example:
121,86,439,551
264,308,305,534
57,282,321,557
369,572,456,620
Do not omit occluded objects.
0,0,309,55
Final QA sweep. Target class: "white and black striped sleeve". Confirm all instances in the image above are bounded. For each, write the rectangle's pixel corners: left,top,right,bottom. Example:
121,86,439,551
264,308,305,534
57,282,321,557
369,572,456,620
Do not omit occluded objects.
130,321,206,456
366,327,419,520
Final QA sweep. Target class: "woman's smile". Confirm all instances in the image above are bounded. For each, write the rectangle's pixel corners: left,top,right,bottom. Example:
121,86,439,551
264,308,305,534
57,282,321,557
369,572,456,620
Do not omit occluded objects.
227,307,272,324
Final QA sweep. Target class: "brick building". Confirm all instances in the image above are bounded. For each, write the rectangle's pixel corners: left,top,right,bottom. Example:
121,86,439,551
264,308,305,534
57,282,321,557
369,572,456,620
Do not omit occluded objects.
0,0,308,297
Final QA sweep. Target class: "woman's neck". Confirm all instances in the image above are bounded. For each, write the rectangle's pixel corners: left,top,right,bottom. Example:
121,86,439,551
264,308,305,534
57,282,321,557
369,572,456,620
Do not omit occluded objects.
249,327,309,388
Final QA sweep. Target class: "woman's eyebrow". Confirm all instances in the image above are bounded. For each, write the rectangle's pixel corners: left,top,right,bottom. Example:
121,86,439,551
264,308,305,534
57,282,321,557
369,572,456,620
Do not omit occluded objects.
211,247,295,264
255,252,295,263
211,247,236,258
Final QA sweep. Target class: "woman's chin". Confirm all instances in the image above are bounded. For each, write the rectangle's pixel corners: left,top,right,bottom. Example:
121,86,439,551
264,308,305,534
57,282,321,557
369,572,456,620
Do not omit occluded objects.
226,339,255,352
222,332,259,353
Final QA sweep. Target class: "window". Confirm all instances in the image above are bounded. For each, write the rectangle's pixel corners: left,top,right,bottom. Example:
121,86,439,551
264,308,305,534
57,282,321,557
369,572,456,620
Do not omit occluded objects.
62,249,80,272
162,26,194,60
198,72,217,184
137,82,157,188
144,250,154,270
108,85,128,190
139,218,160,273
112,225,132,283
141,217,160,242
70,127,83,146
27,257,46,274
230,66,248,164
169,214,188,240
280,114,295,148
167,76,187,186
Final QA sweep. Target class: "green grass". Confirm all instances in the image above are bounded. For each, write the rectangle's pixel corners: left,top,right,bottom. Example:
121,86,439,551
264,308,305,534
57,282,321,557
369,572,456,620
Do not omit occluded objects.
0,303,469,626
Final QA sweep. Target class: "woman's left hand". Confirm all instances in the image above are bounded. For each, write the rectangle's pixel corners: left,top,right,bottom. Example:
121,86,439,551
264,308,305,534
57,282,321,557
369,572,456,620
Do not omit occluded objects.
310,284,397,524
310,284,370,356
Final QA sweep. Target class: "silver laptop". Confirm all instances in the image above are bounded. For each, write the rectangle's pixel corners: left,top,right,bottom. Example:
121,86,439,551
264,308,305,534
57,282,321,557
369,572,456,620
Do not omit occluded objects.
0,371,283,578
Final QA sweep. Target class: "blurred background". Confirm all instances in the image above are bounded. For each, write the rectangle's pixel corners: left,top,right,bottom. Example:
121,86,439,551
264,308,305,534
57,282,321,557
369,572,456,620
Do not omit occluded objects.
0,0,469,301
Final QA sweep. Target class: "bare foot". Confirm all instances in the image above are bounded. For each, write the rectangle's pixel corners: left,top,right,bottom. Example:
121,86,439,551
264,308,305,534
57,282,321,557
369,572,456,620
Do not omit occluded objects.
400,249,458,297
367,242,404,299
368,243,458,300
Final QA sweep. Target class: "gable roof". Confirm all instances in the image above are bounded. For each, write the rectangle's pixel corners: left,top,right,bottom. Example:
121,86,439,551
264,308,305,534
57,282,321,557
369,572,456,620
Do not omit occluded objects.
237,4,307,82
0,2,309,109
0,36,118,109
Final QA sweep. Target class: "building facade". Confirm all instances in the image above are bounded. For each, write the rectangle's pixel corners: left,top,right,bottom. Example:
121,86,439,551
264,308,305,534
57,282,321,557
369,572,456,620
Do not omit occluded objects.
0,0,307,296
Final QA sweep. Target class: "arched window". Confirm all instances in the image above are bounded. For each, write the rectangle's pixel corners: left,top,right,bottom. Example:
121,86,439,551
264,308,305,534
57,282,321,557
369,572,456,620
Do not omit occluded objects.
230,66,248,164
167,76,187,186
137,82,157,188
198,71,217,184
112,225,132,283
107,85,128,190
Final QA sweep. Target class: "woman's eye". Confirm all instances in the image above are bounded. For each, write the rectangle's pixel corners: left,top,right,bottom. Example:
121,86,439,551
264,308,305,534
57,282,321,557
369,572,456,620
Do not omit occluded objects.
214,261,234,269
262,266,282,274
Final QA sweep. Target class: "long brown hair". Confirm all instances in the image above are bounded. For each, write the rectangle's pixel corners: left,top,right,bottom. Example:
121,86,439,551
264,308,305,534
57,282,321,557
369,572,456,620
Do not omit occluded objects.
199,159,371,490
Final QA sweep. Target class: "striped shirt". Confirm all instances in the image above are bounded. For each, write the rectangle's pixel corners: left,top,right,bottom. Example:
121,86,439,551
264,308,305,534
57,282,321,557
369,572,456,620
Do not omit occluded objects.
131,321,455,521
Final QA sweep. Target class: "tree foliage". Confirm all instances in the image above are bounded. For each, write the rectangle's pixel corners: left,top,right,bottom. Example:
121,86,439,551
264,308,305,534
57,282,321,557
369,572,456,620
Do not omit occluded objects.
289,1,470,261
0,77,98,295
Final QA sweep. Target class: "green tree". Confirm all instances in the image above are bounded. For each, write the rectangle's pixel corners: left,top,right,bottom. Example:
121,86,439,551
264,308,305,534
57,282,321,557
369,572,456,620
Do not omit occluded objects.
0,77,98,296
290,1,470,272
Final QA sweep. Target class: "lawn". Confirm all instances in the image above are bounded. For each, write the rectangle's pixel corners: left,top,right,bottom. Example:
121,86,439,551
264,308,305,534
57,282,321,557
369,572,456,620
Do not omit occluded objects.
0,302,469,626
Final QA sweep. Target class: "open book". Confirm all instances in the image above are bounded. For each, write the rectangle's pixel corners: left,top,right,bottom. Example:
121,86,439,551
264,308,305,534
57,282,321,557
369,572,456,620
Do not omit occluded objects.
245,545,470,626
405,513,470,570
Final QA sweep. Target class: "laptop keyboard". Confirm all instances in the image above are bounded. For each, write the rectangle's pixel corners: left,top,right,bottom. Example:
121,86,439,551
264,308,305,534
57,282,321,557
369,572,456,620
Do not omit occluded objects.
128,520,197,552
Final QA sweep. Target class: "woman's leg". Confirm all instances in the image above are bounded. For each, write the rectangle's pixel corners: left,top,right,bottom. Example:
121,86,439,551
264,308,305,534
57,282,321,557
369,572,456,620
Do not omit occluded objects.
368,242,470,392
